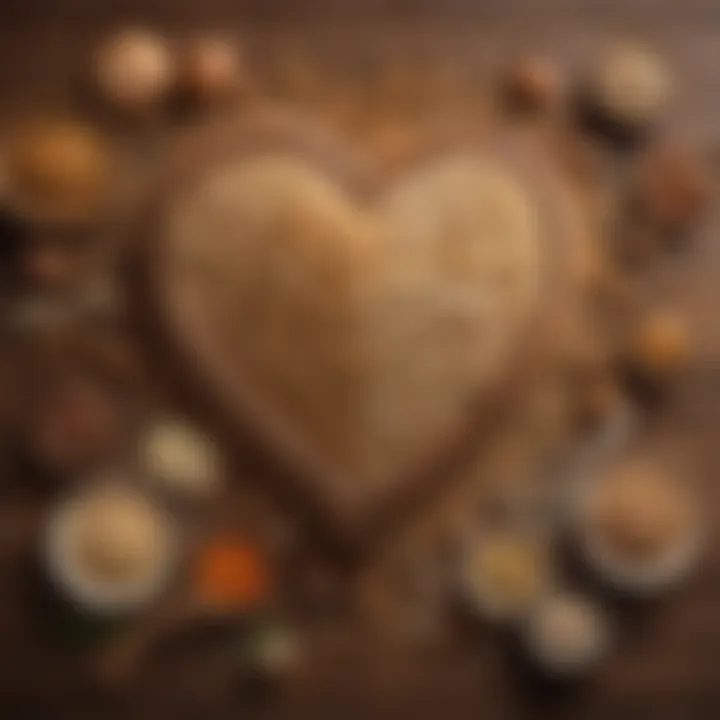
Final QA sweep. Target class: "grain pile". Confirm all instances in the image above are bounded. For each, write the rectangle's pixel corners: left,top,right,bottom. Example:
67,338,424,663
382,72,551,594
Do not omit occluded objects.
165,152,544,492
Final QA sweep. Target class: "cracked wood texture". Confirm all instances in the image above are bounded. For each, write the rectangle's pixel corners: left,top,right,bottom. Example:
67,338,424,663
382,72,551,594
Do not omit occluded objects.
0,4,720,719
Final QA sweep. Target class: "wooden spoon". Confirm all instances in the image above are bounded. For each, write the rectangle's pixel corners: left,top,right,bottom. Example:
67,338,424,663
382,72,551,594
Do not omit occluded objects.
95,592,241,686
96,532,272,686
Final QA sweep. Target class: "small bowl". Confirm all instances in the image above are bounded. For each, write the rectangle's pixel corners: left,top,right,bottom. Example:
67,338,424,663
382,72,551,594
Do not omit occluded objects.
557,402,640,527
524,591,610,677
0,118,125,230
571,467,704,596
43,483,180,616
137,417,223,504
458,526,555,624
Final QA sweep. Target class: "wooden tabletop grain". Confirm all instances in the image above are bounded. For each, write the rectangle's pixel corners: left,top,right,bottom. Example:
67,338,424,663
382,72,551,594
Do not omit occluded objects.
0,5,719,719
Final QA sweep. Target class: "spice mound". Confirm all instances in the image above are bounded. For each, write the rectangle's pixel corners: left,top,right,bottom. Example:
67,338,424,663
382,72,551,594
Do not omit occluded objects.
463,529,550,621
526,593,608,674
193,533,272,611
578,459,701,594
5,119,114,222
588,465,693,562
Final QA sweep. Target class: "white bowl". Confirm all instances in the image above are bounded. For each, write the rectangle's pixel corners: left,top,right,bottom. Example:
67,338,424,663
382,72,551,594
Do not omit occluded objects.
43,485,180,615
524,592,610,676
572,471,704,596
458,527,554,624
139,418,222,502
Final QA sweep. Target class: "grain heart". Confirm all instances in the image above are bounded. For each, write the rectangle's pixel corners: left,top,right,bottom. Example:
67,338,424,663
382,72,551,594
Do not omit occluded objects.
152,120,580,544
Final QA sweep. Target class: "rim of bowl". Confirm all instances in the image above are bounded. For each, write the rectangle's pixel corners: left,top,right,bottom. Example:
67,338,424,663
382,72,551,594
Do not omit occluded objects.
43,486,180,615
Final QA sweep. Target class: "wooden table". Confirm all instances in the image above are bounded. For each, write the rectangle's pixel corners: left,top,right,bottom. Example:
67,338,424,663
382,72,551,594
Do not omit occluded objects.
1,5,720,719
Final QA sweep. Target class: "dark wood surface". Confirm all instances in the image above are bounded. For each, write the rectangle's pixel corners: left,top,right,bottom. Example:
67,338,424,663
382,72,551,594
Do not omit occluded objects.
1,6,720,719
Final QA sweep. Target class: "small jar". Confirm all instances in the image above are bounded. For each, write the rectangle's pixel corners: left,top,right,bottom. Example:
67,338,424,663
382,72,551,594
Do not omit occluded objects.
524,592,609,676
94,27,174,117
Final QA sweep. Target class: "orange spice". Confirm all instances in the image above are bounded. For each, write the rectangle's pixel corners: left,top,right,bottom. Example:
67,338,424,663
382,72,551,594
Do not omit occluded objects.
193,534,272,610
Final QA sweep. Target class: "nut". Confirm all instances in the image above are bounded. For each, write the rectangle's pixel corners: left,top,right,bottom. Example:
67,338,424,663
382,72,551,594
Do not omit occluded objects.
177,36,246,105
94,27,174,115
6,119,114,223
632,142,711,233
502,55,562,114
629,310,689,380
22,371,129,477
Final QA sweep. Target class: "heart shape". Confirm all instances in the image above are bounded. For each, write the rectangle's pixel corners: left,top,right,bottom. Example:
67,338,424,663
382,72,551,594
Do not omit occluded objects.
149,111,586,544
